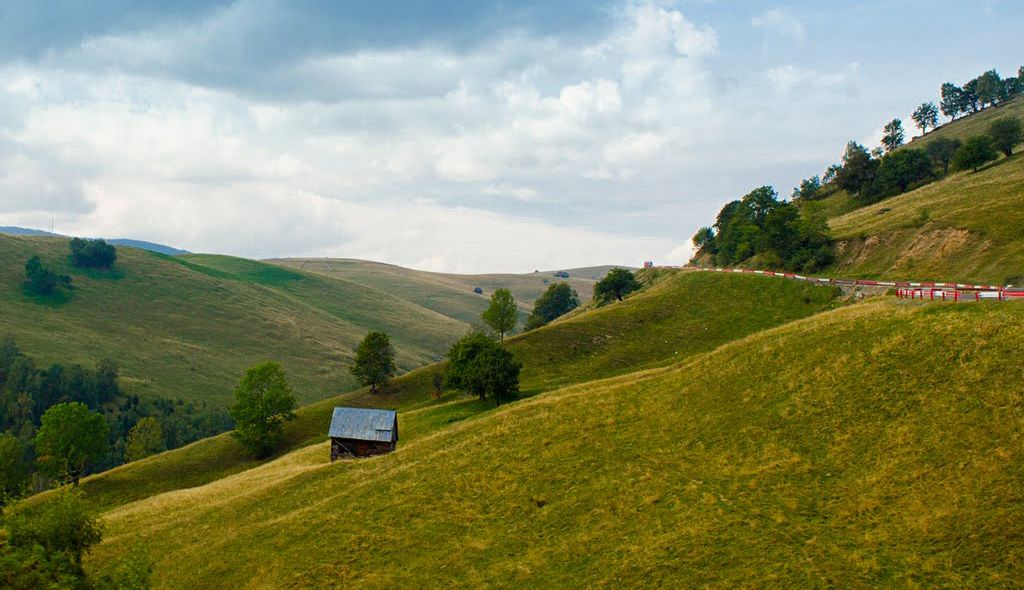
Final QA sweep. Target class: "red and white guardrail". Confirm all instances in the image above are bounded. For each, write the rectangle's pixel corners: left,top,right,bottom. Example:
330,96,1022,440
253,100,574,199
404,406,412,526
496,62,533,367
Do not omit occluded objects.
687,267,1024,303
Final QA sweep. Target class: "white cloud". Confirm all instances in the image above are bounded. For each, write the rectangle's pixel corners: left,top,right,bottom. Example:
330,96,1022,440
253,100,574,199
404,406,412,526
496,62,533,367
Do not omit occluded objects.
0,1,885,272
752,8,806,41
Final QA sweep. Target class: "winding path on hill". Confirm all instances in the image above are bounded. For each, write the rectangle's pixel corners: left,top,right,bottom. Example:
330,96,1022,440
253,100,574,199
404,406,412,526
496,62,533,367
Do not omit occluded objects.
684,266,1024,302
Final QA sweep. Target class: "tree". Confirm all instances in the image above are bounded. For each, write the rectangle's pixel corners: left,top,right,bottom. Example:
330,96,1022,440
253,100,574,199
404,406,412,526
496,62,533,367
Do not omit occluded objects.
482,288,517,342
350,331,396,393
952,135,998,172
961,78,981,114
24,256,71,297
526,283,579,330
0,433,30,501
940,83,963,121
975,70,1002,107
835,141,879,195
125,417,165,462
988,117,1023,157
911,102,939,135
594,268,640,305
69,238,117,269
926,137,962,174
3,486,103,574
228,362,296,458
881,118,905,152
34,402,109,484
444,333,521,405
691,226,716,254
864,149,933,202
791,175,821,200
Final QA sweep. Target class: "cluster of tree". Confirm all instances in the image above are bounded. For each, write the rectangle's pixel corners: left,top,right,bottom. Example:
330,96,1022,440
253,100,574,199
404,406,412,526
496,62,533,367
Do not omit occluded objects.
1,487,151,589
0,337,232,496
526,283,579,329
694,186,834,272
23,256,72,297
69,238,117,270
940,68,1024,121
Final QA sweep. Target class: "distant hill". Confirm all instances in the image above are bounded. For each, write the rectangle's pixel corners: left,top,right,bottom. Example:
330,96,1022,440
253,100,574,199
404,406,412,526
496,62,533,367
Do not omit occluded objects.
0,226,189,255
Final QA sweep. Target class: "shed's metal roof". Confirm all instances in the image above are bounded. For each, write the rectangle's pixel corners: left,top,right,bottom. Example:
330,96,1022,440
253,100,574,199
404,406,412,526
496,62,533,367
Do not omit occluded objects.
328,407,397,443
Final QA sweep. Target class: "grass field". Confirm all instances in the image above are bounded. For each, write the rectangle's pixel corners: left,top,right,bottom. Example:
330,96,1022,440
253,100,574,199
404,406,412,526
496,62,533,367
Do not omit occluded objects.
0,234,467,405
87,297,1024,588
72,271,841,513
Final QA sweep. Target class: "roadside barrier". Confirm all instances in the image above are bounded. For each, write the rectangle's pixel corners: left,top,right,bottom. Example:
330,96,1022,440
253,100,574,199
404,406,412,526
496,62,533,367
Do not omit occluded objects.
687,267,1023,303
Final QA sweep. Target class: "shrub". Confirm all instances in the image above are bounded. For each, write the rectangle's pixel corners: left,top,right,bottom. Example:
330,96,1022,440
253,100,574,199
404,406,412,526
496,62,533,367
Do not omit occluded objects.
952,135,998,172
445,333,521,405
988,117,1023,157
69,238,117,269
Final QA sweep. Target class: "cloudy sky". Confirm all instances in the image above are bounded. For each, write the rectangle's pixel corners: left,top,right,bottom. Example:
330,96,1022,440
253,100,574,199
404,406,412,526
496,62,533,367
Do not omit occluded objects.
0,1,1020,272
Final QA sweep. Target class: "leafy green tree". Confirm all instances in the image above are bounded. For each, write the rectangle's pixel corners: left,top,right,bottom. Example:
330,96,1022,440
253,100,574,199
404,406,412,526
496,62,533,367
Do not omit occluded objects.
975,69,1002,107
791,176,821,200
229,362,297,458
350,331,396,393
926,137,962,174
444,333,521,405
961,78,981,113
881,118,905,152
911,102,939,135
864,149,934,202
952,135,998,172
4,486,103,575
69,238,117,269
988,117,1023,157
482,288,517,342
34,402,109,484
526,283,579,330
0,433,30,501
691,226,716,254
594,268,640,305
940,83,963,121
125,417,165,462
835,141,879,195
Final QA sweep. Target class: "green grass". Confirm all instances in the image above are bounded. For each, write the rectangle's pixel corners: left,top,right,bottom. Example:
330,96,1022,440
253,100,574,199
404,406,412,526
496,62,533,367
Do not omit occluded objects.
72,271,841,513
0,235,466,406
827,153,1024,284
87,298,1024,588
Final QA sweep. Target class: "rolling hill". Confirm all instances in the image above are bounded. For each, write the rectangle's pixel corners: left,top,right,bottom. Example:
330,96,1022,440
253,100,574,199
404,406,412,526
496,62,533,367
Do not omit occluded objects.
72,270,841,513
271,258,614,325
0,234,468,406
86,296,1024,588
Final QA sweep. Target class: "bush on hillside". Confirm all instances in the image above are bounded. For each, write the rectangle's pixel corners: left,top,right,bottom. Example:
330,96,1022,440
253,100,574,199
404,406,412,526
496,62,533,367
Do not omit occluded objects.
926,137,962,174
834,141,879,196
35,403,109,485
69,238,117,269
988,117,1023,157
952,135,998,172
24,256,72,297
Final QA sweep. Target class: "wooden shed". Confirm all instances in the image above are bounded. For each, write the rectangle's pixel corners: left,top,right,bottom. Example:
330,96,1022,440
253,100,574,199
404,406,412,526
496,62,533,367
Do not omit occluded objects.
328,407,398,460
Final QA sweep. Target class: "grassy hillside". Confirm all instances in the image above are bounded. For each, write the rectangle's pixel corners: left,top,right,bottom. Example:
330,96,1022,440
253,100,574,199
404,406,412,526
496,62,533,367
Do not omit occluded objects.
273,258,610,323
73,271,840,512
88,298,1024,588
828,153,1024,284
0,234,466,406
